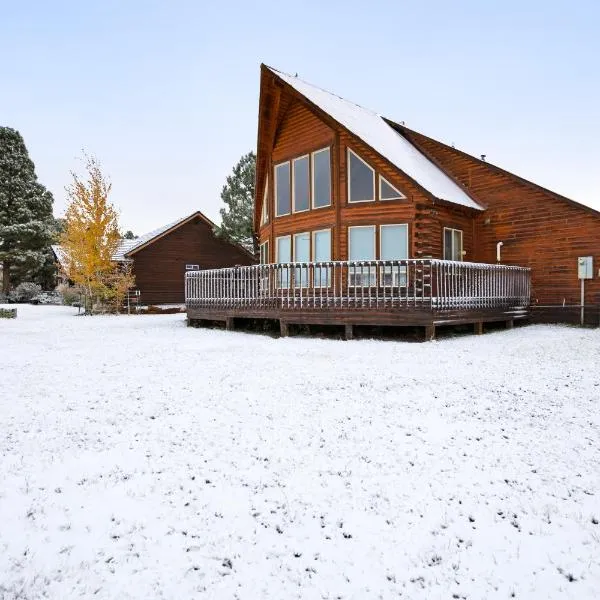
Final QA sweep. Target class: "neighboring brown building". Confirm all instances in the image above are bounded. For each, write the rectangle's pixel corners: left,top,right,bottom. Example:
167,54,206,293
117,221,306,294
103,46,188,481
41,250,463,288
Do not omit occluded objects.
253,65,600,324
114,211,255,304
54,211,255,306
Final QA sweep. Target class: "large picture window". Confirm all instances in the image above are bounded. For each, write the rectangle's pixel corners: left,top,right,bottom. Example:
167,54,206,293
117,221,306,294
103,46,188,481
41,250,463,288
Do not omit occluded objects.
380,224,408,286
275,162,291,216
313,229,331,286
348,225,376,285
275,147,331,217
276,235,291,287
443,228,463,261
312,148,331,209
292,156,310,213
293,232,310,285
348,149,375,203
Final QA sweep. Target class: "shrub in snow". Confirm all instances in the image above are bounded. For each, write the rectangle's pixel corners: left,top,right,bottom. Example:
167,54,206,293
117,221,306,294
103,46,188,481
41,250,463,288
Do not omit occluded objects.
8,282,42,303
32,291,63,305
57,284,84,306
0,307,17,318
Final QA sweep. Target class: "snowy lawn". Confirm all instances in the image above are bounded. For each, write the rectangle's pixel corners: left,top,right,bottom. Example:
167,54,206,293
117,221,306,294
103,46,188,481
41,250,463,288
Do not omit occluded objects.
1,305,599,599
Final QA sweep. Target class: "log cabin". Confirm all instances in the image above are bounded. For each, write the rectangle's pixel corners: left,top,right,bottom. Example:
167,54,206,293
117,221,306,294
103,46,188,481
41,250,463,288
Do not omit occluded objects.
55,211,255,306
185,65,600,337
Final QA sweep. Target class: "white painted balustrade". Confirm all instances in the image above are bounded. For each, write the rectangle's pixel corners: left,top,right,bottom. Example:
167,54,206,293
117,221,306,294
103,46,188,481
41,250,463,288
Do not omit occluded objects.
185,260,531,312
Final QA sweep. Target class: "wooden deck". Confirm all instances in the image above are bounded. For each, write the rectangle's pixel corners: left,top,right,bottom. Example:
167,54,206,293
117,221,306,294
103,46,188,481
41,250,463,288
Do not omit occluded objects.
185,259,531,340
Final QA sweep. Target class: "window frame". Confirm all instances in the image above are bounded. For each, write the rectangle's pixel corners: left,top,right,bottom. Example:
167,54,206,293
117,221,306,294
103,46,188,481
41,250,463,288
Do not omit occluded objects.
379,224,409,260
379,224,409,288
348,225,377,287
293,231,310,287
379,175,406,202
312,228,332,288
274,161,291,217
292,155,310,214
185,264,200,271
311,147,332,210
347,149,375,204
443,227,464,261
275,234,292,288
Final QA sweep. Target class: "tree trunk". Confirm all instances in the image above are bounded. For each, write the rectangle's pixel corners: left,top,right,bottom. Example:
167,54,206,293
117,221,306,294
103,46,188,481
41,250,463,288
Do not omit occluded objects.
1,261,10,295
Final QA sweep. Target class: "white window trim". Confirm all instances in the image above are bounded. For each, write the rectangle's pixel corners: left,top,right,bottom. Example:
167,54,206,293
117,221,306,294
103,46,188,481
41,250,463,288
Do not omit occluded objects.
379,224,409,287
379,224,409,259
292,231,310,261
274,161,291,217
311,147,332,210
311,228,332,261
276,234,292,262
347,149,375,204
348,225,377,261
292,155,310,214
443,227,464,262
275,234,292,289
312,228,332,288
348,223,377,287
379,175,406,201
185,264,200,270
260,175,269,225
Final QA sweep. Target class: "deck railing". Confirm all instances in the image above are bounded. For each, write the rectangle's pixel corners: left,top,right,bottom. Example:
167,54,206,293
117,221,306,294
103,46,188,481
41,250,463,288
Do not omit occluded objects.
185,260,531,312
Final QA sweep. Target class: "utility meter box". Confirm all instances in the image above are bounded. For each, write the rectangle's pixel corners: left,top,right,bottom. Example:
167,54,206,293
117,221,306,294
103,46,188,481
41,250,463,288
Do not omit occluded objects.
578,256,593,279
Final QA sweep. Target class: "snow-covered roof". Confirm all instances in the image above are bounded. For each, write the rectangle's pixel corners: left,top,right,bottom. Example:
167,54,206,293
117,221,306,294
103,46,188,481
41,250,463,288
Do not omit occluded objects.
51,244,68,270
269,67,483,211
112,213,207,261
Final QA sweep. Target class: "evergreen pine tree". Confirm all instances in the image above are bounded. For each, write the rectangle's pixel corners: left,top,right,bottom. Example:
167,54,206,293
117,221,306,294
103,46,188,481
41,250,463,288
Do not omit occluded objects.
216,151,257,255
0,127,55,294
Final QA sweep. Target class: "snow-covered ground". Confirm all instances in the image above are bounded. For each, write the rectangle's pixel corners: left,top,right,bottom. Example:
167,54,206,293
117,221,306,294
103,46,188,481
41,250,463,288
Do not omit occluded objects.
1,305,599,599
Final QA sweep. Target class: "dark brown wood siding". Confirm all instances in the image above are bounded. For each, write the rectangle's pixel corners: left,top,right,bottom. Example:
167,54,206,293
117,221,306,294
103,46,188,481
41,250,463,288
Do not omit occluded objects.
399,128,600,306
131,217,254,304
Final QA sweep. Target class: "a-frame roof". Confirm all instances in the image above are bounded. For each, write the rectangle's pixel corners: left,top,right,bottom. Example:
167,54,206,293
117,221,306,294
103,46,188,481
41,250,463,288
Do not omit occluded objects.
263,66,484,212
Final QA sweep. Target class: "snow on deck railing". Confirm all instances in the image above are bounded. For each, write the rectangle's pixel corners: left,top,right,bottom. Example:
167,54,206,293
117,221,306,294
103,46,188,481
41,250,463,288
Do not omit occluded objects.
185,260,531,312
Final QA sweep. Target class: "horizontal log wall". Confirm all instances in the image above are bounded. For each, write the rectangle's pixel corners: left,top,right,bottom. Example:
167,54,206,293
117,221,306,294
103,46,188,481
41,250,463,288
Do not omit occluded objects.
132,217,254,305
399,127,600,307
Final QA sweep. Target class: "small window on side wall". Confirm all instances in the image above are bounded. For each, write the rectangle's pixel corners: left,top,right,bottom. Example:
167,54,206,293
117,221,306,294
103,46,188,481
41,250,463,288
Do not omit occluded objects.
348,149,375,203
259,240,269,264
443,228,463,261
186,264,200,270
379,176,406,201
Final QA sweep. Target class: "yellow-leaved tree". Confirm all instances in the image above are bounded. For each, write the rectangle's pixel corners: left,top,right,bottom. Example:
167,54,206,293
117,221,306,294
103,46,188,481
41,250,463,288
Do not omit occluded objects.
60,154,133,313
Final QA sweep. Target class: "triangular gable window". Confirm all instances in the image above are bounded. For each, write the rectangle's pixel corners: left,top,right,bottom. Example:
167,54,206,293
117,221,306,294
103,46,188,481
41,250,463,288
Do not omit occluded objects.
379,176,406,201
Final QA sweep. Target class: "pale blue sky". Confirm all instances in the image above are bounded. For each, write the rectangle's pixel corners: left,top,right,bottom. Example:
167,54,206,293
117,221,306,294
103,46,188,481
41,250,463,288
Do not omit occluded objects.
2,0,599,233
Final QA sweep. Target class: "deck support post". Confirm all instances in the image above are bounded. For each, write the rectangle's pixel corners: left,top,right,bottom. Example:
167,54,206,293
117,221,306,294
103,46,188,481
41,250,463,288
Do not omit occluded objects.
474,321,483,335
225,317,235,331
424,324,436,341
505,319,514,330
344,324,354,341
280,320,289,338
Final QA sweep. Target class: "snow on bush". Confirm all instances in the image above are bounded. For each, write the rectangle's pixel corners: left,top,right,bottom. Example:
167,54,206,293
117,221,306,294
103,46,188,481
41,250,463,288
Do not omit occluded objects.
8,281,42,302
